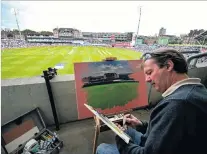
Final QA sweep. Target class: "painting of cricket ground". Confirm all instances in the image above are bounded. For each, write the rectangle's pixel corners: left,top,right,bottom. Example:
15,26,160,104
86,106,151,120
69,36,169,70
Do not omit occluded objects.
74,60,148,120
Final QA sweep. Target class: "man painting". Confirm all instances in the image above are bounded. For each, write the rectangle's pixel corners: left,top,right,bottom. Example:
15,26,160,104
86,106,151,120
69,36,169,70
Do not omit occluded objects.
96,48,207,154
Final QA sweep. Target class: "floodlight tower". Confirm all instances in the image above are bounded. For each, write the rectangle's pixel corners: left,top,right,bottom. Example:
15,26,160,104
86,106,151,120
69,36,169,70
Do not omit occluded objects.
11,8,22,39
136,6,142,36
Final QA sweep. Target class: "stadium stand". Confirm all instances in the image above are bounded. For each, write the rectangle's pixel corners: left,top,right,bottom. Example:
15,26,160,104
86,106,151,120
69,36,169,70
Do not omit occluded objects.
194,30,207,45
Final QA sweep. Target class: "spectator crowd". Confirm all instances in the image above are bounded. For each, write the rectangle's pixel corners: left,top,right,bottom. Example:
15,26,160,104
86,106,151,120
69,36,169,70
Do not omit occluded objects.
1,39,206,65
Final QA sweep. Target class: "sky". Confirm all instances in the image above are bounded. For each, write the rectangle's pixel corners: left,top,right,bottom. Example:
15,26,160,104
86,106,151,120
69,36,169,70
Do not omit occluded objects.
86,61,133,77
1,1,207,36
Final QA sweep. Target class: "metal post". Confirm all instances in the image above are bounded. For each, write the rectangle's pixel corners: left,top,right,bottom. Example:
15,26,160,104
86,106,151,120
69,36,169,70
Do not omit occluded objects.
42,68,60,131
137,6,142,36
13,8,22,39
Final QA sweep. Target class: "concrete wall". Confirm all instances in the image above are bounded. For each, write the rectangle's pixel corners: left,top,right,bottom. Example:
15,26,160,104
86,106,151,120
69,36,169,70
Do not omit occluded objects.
1,74,162,126
1,75,78,126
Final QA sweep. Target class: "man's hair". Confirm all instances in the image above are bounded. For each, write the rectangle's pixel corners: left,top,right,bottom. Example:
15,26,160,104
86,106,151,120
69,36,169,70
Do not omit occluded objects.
144,48,188,74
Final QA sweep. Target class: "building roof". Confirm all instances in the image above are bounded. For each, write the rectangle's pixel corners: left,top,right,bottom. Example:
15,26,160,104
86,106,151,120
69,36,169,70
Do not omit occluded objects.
53,28,80,32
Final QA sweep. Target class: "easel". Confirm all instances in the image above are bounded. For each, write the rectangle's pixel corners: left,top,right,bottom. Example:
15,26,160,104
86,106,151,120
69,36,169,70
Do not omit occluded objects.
92,57,132,154
92,110,132,154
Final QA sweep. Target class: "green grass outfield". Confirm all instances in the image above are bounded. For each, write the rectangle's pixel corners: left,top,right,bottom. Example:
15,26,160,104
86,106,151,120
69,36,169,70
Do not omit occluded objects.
85,82,139,110
1,46,142,79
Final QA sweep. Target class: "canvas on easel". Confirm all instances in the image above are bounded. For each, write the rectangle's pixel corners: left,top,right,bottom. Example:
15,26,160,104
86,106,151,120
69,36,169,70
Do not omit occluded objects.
74,59,148,120
84,104,131,144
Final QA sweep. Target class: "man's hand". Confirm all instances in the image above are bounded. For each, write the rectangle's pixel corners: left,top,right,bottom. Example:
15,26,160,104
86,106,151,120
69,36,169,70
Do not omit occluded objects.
115,123,126,131
123,114,142,128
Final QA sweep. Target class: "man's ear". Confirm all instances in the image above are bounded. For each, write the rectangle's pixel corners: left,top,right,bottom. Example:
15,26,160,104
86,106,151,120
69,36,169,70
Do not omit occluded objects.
166,60,174,71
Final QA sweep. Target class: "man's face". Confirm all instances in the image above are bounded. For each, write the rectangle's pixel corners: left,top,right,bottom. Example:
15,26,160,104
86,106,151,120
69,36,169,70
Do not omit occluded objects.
143,59,170,93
